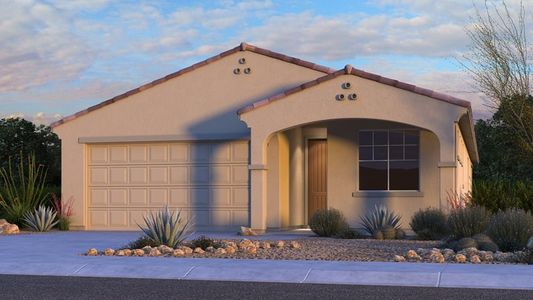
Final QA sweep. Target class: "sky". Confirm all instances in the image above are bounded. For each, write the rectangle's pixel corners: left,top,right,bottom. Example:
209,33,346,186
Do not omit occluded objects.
0,0,528,124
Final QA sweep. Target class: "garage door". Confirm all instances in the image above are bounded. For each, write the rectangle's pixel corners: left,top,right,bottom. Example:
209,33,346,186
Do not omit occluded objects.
86,141,249,230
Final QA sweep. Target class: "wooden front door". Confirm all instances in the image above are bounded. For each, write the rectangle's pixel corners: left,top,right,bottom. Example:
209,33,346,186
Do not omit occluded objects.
307,139,327,219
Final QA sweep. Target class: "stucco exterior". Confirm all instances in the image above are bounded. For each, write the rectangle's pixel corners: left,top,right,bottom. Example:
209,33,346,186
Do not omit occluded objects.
52,43,477,231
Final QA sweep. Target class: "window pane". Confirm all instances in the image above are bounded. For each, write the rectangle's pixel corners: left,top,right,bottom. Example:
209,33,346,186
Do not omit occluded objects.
389,145,403,160
390,161,419,190
360,161,388,190
389,131,403,145
374,131,388,145
359,132,373,145
374,146,387,160
405,145,419,159
405,131,419,145
359,146,372,160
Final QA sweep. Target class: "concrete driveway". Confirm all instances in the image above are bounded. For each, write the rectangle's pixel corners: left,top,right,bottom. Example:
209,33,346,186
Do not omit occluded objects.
0,231,532,290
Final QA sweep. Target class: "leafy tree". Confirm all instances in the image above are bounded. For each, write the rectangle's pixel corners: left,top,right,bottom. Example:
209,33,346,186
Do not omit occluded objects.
0,118,60,186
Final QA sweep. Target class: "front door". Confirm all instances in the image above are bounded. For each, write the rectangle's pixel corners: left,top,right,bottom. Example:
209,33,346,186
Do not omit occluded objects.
307,139,327,219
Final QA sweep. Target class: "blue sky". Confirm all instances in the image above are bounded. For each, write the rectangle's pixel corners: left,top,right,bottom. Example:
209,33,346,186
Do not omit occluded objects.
0,0,522,124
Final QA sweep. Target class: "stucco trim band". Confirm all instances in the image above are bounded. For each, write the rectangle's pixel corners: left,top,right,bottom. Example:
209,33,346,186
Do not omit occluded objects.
438,161,457,168
78,133,250,144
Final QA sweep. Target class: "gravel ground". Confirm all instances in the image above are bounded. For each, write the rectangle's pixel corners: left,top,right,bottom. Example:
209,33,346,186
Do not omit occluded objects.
185,238,442,262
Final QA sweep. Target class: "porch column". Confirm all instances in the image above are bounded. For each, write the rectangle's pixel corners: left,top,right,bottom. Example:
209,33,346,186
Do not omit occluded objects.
437,127,457,211
249,130,269,232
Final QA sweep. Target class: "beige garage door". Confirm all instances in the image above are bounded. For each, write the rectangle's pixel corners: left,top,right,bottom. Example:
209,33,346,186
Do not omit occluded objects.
86,141,249,230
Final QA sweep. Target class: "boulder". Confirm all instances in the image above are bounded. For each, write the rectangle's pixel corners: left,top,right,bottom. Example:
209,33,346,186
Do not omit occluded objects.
275,241,285,248
148,248,161,257
470,255,481,264
142,246,152,254
393,255,406,262
2,224,19,235
225,246,236,254
479,251,493,262
240,226,257,236
104,248,115,256
243,246,257,254
194,247,205,254
260,242,271,249
205,246,215,253
442,248,455,261
406,250,420,261
290,241,301,249
454,254,467,263
172,249,185,257
215,248,227,255
115,250,125,256
123,249,133,256
430,252,445,263
86,248,98,256
0,219,7,227
239,239,254,249
181,246,193,254
158,245,174,255
133,249,145,256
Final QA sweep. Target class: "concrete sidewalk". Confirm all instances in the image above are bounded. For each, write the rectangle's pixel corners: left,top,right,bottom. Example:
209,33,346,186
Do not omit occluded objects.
1,232,532,290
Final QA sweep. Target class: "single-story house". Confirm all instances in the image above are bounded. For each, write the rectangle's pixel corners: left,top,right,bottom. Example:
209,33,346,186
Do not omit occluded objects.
51,43,478,231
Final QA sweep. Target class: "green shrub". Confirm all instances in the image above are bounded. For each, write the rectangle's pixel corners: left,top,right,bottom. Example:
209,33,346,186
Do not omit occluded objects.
124,235,159,249
138,206,192,248
471,180,533,213
335,228,363,239
190,235,222,249
23,205,58,232
486,209,533,252
473,233,499,252
454,237,478,251
309,208,349,237
360,205,402,237
0,154,48,224
410,208,449,240
447,206,491,239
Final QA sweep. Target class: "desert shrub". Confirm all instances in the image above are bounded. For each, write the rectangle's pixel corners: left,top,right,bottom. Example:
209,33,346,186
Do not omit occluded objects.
454,237,478,251
486,209,533,252
410,208,449,240
190,235,222,249
472,233,499,252
138,206,192,248
23,205,58,232
124,235,159,249
0,154,48,224
447,206,491,239
471,180,533,213
335,228,363,239
51,193,74,231
309,208,349,237
360,205,402,239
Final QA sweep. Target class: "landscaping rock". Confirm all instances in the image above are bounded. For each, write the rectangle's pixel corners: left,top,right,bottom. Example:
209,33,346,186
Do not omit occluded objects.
86,248,98,256
494,251,513,262
275,241,285,248
158,245,174,255
479,251,493,263
243,246,257,254
194,247,205,254
406,250,420,261
239,239,254,249
470,255,481,264
215,248,227,255
149,248,161,257
142,246,152,254
260,242,271,249
0,219,7,227
430,252,445,263
225,246,236,254
206,246,215,253
442,249,455,261
454,254,467,263
133,249,144,256
124,249,133,256
394,255,406,262
172,249,185,257
290,241,301,249
104,248,115,256
181,246,193,254
240,226,257,236
115,250,125,256
2,223,19,235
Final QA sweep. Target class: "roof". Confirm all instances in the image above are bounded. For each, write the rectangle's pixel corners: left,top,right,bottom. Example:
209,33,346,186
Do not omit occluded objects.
238,64,471,114
50,42,335,128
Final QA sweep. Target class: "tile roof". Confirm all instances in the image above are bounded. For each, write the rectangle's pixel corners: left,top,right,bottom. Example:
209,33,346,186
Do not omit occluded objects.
50,42,335,128
237,64,472,114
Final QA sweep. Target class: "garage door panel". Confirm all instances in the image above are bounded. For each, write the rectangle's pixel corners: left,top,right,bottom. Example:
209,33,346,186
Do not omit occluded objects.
87,141,249,230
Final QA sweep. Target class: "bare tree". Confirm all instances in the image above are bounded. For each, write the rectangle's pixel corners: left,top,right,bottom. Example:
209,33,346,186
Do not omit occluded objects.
463,1,533,153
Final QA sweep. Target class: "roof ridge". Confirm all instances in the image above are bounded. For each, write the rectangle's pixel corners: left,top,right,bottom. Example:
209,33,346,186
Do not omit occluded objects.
238,66,472,115
51,42,335,128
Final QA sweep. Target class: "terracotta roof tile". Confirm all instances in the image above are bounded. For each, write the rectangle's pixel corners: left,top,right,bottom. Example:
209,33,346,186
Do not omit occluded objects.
51,43,334,128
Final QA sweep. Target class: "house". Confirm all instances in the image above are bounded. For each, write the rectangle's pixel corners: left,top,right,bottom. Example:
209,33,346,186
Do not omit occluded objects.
51,43,478,231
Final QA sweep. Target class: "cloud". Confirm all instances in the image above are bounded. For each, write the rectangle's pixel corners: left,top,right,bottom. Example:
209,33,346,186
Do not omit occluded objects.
0,112,62,126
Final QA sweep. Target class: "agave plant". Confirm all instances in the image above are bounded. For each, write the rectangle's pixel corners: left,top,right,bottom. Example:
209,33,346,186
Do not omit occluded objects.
138,206,192,248
23,205,59,232
360,205,402,235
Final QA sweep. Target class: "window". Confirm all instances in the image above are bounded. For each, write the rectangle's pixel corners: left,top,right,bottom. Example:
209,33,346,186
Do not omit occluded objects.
359,130,419,191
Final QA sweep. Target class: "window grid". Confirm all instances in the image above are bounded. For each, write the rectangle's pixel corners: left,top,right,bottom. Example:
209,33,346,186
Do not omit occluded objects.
359,129,420,191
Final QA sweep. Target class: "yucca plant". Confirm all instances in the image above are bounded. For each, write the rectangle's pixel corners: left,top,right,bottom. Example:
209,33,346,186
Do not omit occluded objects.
0,153,48,224
23,205,58,232
138,206,192,248
360,205,402,235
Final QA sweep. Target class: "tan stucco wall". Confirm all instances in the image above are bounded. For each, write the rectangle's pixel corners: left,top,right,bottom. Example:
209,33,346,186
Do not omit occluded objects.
456,123,473,196
53,50,325,229
241,74,471,230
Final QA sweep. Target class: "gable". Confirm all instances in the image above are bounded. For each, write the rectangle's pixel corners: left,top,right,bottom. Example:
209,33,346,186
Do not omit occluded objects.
52,43,330,139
